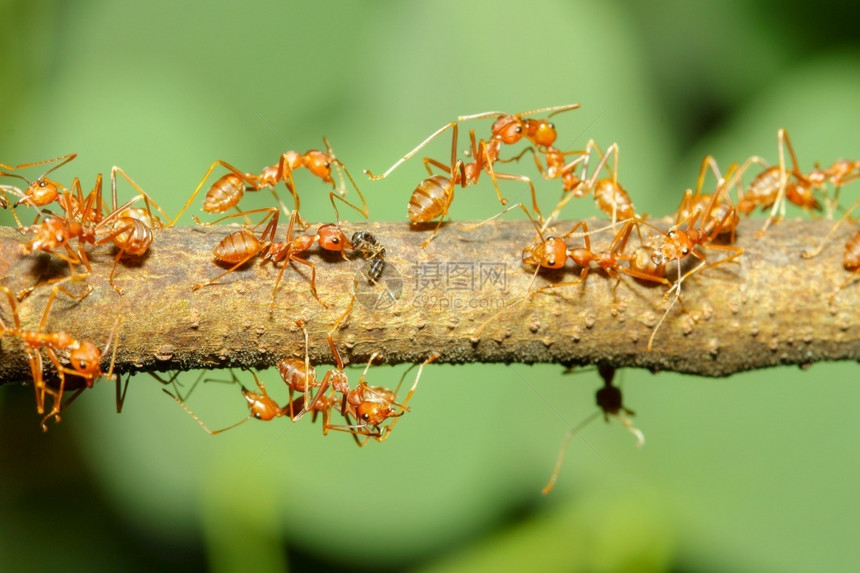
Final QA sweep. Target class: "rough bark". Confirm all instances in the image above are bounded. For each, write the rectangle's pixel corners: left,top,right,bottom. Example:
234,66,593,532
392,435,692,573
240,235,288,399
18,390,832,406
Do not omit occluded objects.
0,218,857,383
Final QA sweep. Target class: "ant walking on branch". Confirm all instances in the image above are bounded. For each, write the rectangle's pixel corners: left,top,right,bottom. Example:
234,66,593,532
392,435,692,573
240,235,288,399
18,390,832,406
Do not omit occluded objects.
365,116,547,245
172,138,368,227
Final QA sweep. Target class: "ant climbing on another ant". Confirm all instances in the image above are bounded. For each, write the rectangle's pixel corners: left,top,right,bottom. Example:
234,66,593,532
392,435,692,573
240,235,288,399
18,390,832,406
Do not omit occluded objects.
19,167,168,297
0,276,121,430
171,138,368,227
646,162,744,351
542,365,644,495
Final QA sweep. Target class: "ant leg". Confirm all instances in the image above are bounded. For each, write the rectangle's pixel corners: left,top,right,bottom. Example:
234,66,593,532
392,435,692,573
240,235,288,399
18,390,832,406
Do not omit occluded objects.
171,160,258,226
0,185,26,227
111,166,172,226
163,387,251,434
759,129,801,236
803,195,860,259
364,122,458,180
329,166,370,223
192,248,265,291
376,354,438,443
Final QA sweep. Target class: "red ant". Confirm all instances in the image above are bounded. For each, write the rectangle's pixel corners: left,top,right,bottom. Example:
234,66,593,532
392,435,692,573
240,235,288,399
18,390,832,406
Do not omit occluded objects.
171,138,368,227
192,208,352,310
164,316,328,434
674,156,739,240
164,368,311,434
537,141,642,230
504,143,588,196
101,167,171,294
0,154,77,222
728,129,836,236
0,276,121,430
20,168,166,296
825,229,860,303
365,120,540,246
325,353,438,446
646,166,744,351
524,218,670,301
799,162,860,261
457,103,581,159
542,365,644,495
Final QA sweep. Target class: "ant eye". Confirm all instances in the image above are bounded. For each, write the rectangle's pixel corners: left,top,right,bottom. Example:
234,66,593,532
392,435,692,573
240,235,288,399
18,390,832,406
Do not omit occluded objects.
515,126,522,133
362,413,370,421
668,230,676,237
682,248,689,255
547,258,556,266
254,413,262,419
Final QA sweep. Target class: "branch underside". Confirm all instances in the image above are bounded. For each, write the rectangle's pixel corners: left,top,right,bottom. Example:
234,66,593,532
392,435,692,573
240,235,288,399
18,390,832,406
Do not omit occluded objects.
1,218,858,383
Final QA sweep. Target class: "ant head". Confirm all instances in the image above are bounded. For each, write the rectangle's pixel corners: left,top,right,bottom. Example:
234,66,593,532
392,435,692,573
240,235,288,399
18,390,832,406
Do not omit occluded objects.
524,119,557,147
491,115,525,145
69,340,102,383
28,217,72,251
357,400,396,427
351,230,370,245
304,151,335,185
242,388,279,421
317,224,352,252
14,178,60,207
523,236,568,269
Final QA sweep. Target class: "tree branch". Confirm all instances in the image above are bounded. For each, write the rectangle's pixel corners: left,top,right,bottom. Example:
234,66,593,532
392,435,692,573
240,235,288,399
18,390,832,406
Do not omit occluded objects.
1,218,856,383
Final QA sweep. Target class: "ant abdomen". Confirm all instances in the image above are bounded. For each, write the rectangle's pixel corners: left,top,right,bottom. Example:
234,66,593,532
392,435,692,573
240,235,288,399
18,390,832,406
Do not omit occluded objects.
213,230,263,264
204,173,245,213
408,175,452,223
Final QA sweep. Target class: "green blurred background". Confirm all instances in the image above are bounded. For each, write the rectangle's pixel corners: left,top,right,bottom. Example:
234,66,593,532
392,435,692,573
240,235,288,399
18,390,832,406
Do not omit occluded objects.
2,0,860,571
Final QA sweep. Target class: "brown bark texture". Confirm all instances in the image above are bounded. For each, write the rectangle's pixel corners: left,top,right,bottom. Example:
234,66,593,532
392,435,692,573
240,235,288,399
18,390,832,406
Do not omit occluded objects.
0,218,857,384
